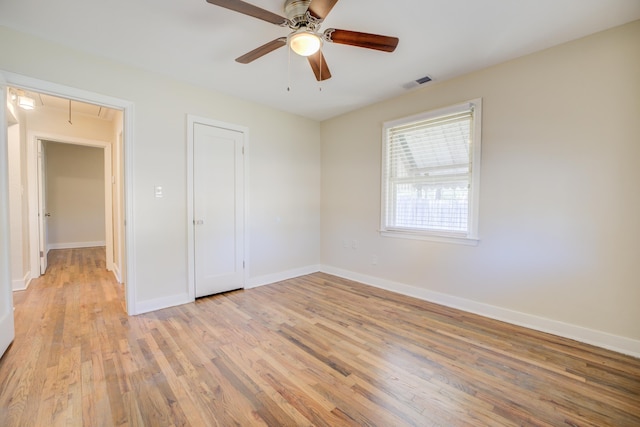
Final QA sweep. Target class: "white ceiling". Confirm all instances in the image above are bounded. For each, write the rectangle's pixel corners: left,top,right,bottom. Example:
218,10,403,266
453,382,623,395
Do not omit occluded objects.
2,0,639,121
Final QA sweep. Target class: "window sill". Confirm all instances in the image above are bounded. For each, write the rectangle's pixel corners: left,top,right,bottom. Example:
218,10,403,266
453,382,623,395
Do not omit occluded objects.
380,229,479,246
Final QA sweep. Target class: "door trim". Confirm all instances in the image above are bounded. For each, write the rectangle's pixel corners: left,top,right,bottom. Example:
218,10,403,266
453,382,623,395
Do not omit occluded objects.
186,115,249,301
1,70,137,315
0,79,16,358
36,139,47,274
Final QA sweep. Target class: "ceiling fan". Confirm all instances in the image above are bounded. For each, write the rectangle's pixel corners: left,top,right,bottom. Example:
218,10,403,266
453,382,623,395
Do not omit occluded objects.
205,0,399,81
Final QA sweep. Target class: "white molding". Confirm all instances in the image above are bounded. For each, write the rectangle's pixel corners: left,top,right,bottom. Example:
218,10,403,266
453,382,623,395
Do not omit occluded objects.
0,79,16,357
111,263,122,284
380,230,479,246
246,265,321,289
112,131,124,284
320,265,640,358
135,292,193,316
12,271,31,291
0,311,13,358
48,241,106,250
122,100,135,315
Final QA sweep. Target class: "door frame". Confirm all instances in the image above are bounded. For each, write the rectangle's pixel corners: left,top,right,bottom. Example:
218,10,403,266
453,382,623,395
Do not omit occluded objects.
29,135,113,275
1,70,138,315
0,79,16,358
36,139,48,274
186,115,249,301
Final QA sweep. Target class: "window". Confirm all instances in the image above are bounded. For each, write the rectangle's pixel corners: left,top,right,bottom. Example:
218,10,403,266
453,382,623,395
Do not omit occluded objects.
381,99,481,244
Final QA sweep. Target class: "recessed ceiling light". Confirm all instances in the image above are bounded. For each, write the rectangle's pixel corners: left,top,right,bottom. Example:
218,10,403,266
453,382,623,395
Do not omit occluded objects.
18,95,35,110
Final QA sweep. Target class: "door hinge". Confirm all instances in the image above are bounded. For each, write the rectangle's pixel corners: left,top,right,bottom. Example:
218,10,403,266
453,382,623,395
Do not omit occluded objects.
242,146,244,155
40,251,44,257
243,261,245,268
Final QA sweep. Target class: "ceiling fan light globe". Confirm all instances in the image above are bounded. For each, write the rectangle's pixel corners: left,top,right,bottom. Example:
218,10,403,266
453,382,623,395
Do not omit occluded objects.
290,32,321,56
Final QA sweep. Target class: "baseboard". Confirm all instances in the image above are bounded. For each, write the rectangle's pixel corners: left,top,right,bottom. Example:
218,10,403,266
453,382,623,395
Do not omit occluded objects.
246,264,321,289
12,271,31,291
111,263,122,284
0,310,15,358
320,265,640,359
134,292,193,316
48,241,106,250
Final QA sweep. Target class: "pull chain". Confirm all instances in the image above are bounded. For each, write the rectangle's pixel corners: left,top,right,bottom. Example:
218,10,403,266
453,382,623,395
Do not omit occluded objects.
287,44,291,92
319,51,323,92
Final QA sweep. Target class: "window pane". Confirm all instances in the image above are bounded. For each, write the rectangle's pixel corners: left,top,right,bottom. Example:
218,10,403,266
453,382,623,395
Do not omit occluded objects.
383,105,476,236
392,182,469,232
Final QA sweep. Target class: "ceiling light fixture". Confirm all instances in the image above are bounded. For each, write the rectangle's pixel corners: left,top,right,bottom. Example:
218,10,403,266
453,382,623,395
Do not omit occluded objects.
18,95,35,110
289,30,321,56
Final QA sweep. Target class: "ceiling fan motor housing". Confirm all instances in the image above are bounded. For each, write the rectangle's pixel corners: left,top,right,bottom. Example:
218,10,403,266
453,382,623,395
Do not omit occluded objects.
204,0,398,81
284,0,313,28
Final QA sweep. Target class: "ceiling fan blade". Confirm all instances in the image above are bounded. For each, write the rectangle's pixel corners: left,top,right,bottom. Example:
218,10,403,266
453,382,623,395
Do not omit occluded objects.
236,38,287,63
325,29,399,52
307,50,332,81
206,0,288,26
308,0,340,20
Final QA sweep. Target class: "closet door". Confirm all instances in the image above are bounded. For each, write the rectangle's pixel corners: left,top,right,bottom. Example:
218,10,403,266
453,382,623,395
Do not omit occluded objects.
193,122,244,298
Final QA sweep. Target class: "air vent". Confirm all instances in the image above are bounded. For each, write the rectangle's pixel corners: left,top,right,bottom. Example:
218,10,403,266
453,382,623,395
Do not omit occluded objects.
402,75,433,90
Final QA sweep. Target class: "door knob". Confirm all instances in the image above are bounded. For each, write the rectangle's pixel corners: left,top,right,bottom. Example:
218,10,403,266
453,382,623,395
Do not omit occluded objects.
44,213,51,217
194,220,204,225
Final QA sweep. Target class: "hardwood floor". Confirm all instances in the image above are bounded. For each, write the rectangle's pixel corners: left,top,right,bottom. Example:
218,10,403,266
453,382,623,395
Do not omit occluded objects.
1,248,639,426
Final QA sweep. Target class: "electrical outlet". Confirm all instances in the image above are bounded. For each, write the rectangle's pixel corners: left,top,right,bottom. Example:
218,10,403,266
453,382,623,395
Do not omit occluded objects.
371,255,378,265
351,240,358,250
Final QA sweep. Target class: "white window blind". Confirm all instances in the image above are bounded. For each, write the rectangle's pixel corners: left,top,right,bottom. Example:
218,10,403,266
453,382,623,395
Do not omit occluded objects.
382,100,481,243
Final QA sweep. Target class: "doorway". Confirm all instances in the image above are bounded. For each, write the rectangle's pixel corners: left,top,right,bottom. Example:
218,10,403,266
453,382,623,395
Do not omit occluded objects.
37,139,112,275
1,71,136,315
21,102,119,282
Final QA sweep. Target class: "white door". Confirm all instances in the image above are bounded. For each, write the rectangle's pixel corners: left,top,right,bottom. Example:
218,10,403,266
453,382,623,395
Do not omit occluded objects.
1,84,16,358
37,140,48,274
193,123,244,298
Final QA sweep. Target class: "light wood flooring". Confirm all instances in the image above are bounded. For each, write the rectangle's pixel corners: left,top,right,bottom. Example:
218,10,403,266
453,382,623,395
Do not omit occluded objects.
1,247,639,426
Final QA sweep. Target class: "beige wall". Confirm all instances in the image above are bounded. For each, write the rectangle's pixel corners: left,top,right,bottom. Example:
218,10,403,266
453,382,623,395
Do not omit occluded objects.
7,101,30,290
2,20,637,352
7,122,22,288
112,110,125,283
7,123,23,287
321,20,640,345
0,25,321,307
26,106,114,142
44,141,105,248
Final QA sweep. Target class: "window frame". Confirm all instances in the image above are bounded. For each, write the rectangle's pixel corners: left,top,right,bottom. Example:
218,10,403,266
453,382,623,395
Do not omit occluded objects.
380,98,482,245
